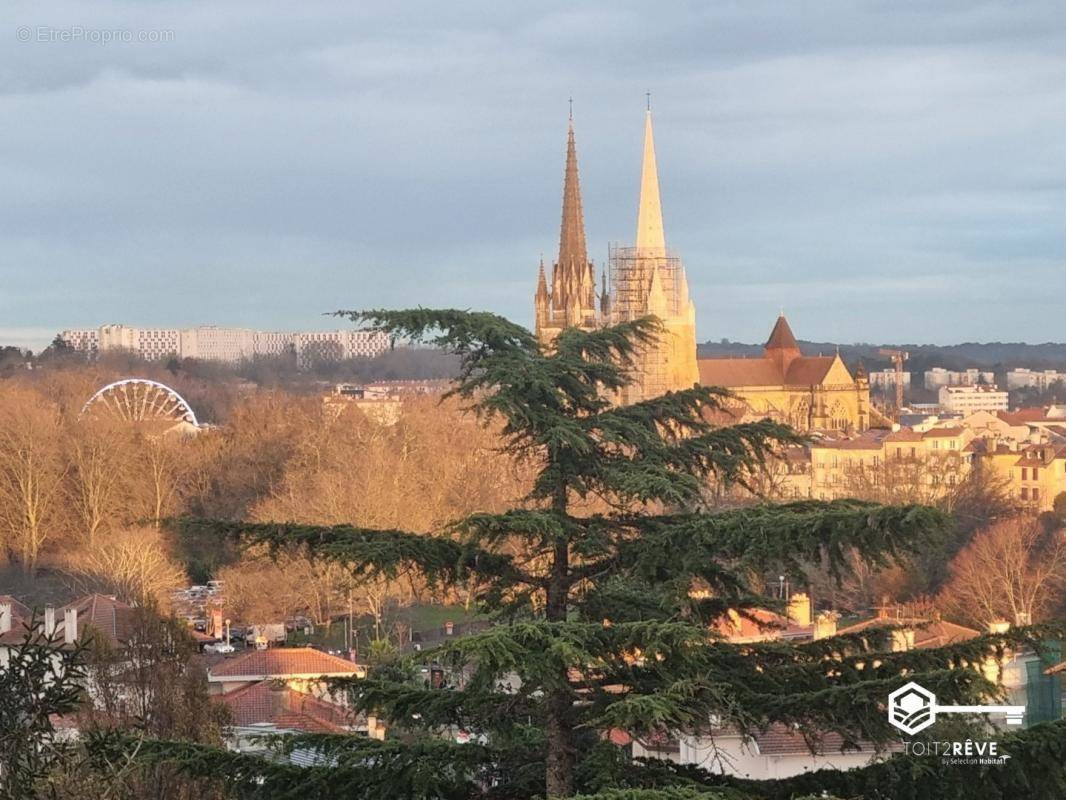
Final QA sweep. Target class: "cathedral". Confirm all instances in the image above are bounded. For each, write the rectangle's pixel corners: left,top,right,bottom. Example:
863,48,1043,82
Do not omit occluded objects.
534,108,698,404
533,108,869,432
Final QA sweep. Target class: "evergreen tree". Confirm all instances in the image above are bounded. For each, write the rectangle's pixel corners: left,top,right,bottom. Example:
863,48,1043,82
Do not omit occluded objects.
117,310,1057,799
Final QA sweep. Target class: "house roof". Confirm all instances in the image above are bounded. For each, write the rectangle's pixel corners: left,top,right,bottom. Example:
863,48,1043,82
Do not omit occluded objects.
811,431,891,451
754,724,901,756
0,594,135,647
998,408,1053,424
62,594,136,646
217,680,354,733
208,647,365,681
836,617,980,649
884,430,925,443
922,427,965,439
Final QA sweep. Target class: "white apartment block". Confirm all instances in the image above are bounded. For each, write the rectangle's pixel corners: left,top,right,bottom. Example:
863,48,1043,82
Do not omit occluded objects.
1006,369,1066,391
294,330,391,368
938,384,1009,414
924,368,995,390
868,369,911,389
58,324,389,367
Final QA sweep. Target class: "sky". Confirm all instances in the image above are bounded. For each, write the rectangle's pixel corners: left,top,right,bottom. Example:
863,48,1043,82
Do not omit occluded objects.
2,1,1065,351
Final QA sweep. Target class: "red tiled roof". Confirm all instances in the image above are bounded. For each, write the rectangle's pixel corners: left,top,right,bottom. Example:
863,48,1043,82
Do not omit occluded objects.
208,647,364,680
0,594,135,647
698,357,783,388
754,724,901,756
998,408,1052,424
62,594,136,645
217,680,354,733
765,316,800,353
836,617,979,649
922,427,965,438
783,356,835,386
884,430,924,442
696,355,837,389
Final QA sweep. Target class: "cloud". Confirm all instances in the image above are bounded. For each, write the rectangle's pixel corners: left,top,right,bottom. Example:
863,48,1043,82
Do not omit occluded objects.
1,0,1064,351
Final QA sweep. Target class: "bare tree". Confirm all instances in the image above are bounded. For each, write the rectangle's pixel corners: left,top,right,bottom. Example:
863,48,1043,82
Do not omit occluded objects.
65,527,187,607
939,517,1066,627
0,390,69,574
67,420,132,548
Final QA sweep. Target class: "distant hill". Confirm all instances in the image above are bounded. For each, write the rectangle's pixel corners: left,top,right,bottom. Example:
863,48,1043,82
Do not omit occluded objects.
698,340,1066,376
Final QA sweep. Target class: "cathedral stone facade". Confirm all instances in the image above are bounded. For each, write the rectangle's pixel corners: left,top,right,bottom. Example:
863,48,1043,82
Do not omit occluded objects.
533,109,868,432
697,316,870,433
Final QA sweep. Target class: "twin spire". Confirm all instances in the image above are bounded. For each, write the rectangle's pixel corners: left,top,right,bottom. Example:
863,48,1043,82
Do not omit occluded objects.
557,104,668,268
536,101,672,339
635,109,666,253
557,118,589,281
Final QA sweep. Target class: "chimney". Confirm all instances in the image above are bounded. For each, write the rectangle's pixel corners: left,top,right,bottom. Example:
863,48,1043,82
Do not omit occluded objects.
890,628,915,652
43,607,57,638
787,593,811,627
813,611,838,640
0,602,11,634
444,620,454,636
63,608,77,645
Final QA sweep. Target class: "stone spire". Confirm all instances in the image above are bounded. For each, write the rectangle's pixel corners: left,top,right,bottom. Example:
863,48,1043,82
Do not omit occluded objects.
635,110,666,254
556,118,589,307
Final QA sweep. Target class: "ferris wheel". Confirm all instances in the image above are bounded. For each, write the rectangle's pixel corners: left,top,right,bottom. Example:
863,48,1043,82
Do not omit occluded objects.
81,379,199,427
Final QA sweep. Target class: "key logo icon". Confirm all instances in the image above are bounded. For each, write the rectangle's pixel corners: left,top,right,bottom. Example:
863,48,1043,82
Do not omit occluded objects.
888,681,1025,735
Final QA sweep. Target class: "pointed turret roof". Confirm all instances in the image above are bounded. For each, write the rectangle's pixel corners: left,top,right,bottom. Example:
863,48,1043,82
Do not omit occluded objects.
764,315,802,373
557,119,589,276
635,110,666,253
765,315,800,352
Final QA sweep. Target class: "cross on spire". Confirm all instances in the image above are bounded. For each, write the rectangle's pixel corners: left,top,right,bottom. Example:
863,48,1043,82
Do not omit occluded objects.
568,96,573,120
646,91,651,111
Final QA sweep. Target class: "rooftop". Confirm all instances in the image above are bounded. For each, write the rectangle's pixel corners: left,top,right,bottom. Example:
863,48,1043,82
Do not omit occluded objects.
208,647,366,681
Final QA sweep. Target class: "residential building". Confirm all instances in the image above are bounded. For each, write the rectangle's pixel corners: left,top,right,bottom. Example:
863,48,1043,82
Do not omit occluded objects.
1005,444,1066,512
809,426,974,500
938,384,1009,414
1006,369,1066,391
924,368,995,390
868,369,912,390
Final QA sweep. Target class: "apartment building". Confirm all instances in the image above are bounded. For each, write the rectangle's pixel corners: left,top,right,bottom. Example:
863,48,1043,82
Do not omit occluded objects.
1007,369,1066,391
868,369,912,390
58,324,389,366
810,426,974,500
924,368,995,390
938,384,1009,414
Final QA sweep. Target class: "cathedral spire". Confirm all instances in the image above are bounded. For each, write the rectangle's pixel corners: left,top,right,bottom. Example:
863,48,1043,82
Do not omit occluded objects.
557,117,589,286
635,109,666,253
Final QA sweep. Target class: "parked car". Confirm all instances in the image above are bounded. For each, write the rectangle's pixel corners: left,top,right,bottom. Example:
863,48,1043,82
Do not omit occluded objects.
204,642,235,655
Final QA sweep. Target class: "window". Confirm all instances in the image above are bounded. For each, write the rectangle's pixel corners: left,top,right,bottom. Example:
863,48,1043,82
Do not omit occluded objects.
1033,488,1041,501
1033,468,1039,480
910,447,916,458
1021,488,1029,500
1022,467,1028,481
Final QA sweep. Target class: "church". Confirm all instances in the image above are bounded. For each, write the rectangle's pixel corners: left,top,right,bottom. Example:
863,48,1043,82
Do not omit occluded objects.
533,108,869,432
